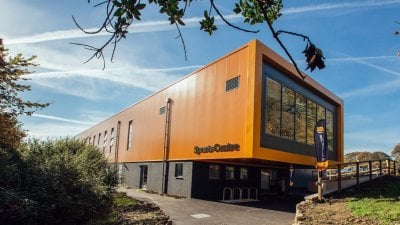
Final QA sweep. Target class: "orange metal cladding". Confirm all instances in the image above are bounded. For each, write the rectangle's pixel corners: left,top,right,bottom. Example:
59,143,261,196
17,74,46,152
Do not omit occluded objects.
251,40,344,166
76,39,344,166
77,42,253,162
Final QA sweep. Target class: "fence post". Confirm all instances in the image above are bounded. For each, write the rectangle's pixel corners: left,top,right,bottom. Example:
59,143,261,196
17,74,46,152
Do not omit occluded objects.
369,161,372,181
394,161,397,176
379,160,382,177
356,162,360,185
337,164,342,193
387,160,391,176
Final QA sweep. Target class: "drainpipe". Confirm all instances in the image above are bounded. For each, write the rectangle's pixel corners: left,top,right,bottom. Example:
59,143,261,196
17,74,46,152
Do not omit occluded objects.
162,98,172,194
114,121,121,167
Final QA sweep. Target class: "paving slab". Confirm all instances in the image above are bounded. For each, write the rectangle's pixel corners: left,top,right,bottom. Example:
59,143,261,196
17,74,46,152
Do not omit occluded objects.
118,187,300,225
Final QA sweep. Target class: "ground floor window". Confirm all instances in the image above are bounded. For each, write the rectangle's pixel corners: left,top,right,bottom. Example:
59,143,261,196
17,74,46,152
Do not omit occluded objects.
175,163,183,178
209,165,220,180
226,166,235,180
240,167,248,180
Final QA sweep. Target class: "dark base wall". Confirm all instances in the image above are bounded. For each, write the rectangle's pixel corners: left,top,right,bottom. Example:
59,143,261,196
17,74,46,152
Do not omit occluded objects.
191,162,262,200
118,161,193,198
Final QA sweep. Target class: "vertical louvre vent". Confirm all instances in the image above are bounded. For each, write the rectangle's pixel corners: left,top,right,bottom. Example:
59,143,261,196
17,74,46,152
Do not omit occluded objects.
159,106,166,115
226,76,240,92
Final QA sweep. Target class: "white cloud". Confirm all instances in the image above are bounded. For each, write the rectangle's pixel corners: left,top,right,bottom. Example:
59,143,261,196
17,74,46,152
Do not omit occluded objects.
339,78,400,99
6,0,400,46
24,122,91,139
283,0,400,15
32,113,95,125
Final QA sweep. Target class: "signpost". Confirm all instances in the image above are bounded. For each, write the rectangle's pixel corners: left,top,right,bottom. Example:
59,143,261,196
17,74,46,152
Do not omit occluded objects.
314,119,328,201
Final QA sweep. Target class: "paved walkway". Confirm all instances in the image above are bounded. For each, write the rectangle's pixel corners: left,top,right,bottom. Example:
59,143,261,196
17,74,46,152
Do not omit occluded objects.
118,187,300,225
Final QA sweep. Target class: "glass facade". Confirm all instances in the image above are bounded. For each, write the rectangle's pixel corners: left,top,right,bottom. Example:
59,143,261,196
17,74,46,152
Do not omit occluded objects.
265,77,335,151
265,78,281,136
209,165,220,179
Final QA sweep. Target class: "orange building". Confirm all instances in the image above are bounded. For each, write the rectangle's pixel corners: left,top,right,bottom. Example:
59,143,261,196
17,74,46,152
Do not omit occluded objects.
77,40,343,199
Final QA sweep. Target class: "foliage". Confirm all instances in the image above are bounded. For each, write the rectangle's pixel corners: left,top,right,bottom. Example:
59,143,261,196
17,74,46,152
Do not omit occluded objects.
74,0,325,77
347,177,400,225
391,143,400,162
344,151,390,163
0,138,118,225
0,39,49,149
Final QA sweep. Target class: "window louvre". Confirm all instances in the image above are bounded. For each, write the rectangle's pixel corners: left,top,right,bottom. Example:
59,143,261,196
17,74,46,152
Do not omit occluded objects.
226,76,240,91
159,106,166,115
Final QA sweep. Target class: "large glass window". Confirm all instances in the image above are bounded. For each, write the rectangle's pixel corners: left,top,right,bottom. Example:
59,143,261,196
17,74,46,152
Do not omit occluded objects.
307,100,317,145
265,78,281,136
264,77,336,152
295,93,307,143
209,165,220,180
127,120,133,150
326,110,334,151
317,104,326,121
282,87,295,139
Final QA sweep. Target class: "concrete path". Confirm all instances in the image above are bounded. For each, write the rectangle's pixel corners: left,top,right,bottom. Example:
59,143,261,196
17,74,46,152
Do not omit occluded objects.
118,187,299,225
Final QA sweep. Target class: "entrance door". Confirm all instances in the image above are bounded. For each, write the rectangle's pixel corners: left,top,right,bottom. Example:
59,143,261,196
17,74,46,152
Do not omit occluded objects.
261,169,271,191
139,165,148,189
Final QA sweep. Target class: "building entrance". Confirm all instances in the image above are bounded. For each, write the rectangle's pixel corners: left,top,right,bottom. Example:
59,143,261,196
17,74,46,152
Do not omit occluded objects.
139,165,148,189
261,169,279,193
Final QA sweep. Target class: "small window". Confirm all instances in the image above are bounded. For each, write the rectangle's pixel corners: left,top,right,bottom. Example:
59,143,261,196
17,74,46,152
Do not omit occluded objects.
226,76,240,91
127,120,133,150
159,106,166,115
109,127,115,153
103,130,108,152
93,135,96,146
209,165,220,180
98,133,101,146
226,166,235,180
240,167,248,180
175,163,183,178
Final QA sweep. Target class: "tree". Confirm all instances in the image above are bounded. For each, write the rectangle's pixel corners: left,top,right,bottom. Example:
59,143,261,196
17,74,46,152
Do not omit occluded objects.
0,138,118,225
73,0,325,77
392,143,400,162
0,39,49,149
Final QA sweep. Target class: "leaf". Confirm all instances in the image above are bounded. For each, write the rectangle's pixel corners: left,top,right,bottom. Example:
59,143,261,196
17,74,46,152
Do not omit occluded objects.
135,3,146,10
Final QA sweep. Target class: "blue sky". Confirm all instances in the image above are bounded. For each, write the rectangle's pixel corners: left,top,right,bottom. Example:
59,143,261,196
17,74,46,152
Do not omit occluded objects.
1,0,400,155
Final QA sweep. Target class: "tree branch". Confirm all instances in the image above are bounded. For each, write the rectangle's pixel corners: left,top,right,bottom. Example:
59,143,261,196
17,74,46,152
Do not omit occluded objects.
210,0,259,34
256,0,307,80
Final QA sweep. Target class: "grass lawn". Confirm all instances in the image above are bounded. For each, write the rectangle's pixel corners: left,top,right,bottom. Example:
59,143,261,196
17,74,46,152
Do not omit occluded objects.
346,176,400,225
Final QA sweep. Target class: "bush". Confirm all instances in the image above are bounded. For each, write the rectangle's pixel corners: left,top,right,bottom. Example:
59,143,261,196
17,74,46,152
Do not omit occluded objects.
0,138,118,225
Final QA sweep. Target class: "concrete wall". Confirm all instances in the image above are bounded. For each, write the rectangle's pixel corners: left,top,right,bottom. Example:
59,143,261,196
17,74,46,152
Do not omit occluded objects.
167,161,193,198
120,161,193,198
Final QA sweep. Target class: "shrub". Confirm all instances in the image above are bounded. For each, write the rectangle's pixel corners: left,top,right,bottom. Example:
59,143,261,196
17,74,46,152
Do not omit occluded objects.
0,138,118,225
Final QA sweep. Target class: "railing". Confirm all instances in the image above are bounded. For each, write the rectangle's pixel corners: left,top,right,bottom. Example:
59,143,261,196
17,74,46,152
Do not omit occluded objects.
323,159,398,193
222,187,258,202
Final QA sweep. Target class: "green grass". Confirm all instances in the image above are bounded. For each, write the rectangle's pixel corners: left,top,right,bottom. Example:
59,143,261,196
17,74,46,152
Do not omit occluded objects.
87,192,138,225
113,192,137,208
346,177,400,225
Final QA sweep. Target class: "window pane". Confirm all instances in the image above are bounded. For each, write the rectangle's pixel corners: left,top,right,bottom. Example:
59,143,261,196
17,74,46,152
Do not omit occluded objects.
326,110,334,151
240,168,248,180
226,166,235,180
209,165,220,179
295,93,307,143
265,78,281,136
307,100,317,145
282,87,295,139
175,163,183,178
317,105,326,121
127,120,133,150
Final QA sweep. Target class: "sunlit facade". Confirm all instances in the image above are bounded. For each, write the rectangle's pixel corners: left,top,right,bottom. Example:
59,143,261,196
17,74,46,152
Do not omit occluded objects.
76,40,343,199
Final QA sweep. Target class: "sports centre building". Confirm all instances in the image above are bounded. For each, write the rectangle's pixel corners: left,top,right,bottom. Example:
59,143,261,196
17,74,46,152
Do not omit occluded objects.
76,40,343,200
